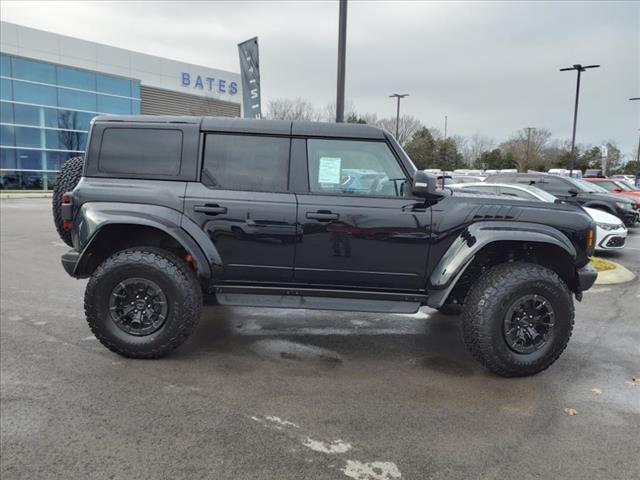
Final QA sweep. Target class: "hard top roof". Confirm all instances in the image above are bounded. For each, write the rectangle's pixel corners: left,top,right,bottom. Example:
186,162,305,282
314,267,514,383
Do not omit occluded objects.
93,115,388,139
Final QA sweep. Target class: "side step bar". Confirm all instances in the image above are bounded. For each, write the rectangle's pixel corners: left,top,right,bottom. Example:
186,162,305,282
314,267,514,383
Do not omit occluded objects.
211,285,427,314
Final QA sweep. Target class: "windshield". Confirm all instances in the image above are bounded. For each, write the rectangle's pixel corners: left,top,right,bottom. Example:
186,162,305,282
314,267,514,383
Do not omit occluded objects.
568,178,608,193
614,180,635,192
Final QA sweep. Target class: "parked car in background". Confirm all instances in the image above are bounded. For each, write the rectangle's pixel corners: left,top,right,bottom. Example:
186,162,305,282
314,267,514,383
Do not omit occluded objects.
584,169,605,178
451,182,627,251
582,178,640,208
484,172,639,226
611,174,636,185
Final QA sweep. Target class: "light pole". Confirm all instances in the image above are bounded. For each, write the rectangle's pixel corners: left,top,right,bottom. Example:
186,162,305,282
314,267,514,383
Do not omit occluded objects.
525,127,535,170
631,97,639,185
389,93,409,139
335,0,348,122
560,64,600,177
442,115,448,167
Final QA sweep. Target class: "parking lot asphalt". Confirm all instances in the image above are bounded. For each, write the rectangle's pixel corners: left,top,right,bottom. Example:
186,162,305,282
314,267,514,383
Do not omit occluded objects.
1,198,639,480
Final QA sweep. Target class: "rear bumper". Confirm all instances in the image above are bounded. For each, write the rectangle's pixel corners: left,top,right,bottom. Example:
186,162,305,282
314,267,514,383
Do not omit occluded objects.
577,263,598,291
61,249,80,277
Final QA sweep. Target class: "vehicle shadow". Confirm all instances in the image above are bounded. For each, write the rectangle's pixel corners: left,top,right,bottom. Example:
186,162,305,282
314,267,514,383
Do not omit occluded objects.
180,305,478,377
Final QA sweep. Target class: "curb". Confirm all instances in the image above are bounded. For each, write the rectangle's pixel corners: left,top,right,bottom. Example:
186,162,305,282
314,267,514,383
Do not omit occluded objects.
594,262,636,285
0,193,53,199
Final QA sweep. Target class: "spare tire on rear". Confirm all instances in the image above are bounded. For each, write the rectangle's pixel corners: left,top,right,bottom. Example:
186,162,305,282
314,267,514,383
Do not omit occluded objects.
52,156,84,247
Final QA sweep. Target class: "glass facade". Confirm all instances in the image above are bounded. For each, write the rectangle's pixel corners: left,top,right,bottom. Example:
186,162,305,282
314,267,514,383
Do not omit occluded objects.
0,53,141,190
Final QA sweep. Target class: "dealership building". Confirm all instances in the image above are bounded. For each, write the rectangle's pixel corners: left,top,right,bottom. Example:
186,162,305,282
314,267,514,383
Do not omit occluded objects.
0,21,242,190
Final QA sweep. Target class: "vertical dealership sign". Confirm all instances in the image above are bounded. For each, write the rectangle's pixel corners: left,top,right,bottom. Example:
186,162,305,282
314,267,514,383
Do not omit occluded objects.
238,37,261,119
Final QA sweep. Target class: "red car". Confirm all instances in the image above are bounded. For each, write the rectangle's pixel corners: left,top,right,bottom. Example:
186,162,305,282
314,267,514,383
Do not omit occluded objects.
582,177,640,207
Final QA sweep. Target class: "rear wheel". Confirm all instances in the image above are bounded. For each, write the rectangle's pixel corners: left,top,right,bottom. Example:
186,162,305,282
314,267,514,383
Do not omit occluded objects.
461,262,574,377
52,156,84,246
84,248,202,358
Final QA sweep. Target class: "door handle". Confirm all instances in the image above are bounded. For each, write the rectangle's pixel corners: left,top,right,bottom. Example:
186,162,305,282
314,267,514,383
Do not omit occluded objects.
194,204,227,215
306,211,339,221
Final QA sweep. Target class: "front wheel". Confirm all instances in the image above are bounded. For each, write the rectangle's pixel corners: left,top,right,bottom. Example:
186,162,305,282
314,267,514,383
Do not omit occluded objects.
84,248,202,358
461,262,574,377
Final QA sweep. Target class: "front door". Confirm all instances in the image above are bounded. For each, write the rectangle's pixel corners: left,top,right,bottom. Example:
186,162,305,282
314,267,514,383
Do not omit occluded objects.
183,133,297,283
294,138,431,290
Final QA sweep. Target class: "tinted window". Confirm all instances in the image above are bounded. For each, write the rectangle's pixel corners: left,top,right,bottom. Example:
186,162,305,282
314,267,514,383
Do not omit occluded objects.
58,89,96,111
98,128,182,175
0,78,12,100
0,147,16,169
541,177,570,194
13,81,57,106
12,57,56,83
57,66,96,90
307,139,408,197
1,124,15,146
14,126,41,148
97,74,132,97
514,175,542,185
592,181,619,192
0,101,13,124
202,134,290,192
97,94,131,114
0,54,11,76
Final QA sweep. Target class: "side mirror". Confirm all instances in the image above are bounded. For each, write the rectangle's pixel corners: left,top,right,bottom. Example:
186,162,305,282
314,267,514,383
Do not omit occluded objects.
568,188,579,196
412,171,440,197
613,188,622,193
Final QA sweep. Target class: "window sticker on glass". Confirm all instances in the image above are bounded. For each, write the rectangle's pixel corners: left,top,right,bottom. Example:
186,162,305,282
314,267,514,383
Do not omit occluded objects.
318,157,342,184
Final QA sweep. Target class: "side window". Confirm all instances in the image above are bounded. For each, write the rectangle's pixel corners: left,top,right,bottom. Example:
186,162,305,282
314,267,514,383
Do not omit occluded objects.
542,177,570,194
306,139,409,197
514,175,541,185
98,128,182,175
499,186,535,200
202,134,290,192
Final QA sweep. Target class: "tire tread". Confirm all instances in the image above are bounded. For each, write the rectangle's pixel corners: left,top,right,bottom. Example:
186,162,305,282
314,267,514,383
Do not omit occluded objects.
84,247,202,358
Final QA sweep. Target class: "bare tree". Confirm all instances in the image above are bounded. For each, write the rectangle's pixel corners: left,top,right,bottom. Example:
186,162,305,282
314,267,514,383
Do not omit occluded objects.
375,115,422,146
463,133,495,166
58,111,84,151
265,98,322,121
500,128,552,171
322,100,358,122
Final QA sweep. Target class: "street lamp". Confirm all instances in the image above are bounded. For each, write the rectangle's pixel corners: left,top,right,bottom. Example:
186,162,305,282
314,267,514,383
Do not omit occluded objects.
335,0,348,122
389,93,409,139
630,97,639,185
560,64,600,177
525,127,535,169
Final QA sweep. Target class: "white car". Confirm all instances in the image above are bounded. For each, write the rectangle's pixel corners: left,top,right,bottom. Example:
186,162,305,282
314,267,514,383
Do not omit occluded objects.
451,182,627,251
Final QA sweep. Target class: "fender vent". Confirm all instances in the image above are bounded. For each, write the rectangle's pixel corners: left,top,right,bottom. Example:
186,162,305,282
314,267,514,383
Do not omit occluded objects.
472,205,519,220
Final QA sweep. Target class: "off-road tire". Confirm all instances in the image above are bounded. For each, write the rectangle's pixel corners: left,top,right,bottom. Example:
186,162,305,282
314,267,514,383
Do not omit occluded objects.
52,156,84,246
461,262,574,377
84,248,202,358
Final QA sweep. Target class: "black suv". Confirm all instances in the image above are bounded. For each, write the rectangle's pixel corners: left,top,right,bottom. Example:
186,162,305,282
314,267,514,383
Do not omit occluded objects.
485,173,639,226
53,116,598,377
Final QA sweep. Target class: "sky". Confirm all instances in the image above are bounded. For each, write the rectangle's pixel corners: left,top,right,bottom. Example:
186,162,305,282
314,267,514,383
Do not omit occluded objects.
1,0,638,158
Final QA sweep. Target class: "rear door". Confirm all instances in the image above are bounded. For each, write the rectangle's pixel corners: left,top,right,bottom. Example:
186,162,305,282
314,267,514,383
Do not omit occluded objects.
183,133,297,283
292,137,431,290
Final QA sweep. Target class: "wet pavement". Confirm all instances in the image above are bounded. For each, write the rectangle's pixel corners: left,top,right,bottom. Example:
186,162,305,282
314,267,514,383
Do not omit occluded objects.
1,198,639,480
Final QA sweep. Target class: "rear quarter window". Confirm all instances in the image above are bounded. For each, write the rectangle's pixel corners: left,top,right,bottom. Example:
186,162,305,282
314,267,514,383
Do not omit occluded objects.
98,128,182,175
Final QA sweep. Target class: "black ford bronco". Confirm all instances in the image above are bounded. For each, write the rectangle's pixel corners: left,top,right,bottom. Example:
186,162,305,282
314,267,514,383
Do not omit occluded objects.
53,115,598,377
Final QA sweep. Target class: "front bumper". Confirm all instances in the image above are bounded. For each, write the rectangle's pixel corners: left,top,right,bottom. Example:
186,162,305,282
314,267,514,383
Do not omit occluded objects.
577,263,598,291
61,249,80,277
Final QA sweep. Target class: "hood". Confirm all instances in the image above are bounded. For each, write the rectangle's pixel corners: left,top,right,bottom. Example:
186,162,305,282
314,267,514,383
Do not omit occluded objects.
578,192,634,205
583,207,625,225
